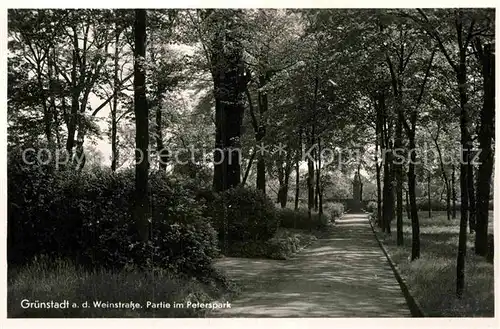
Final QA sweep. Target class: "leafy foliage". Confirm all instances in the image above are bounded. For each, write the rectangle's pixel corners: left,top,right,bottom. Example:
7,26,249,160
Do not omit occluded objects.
207,187,279,246
8,152,219,278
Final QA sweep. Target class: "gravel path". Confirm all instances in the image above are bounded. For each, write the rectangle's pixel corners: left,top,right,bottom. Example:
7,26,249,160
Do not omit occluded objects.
210,214,412,317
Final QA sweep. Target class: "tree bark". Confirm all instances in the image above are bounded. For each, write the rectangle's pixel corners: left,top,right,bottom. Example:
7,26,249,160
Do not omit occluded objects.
475,42,494,257
408,133,420,260
395,119,404,245
294,131,302,210
380,92,394,235
317,138,323,216
427,172,432,218
452,164,457,219
432,130,451,220
467,152,476,232
256,73,269,193
456,32,470,298
111,26,120,172
405,189,410,219
307,130,315,220
210,12,247,192
133,9,150,242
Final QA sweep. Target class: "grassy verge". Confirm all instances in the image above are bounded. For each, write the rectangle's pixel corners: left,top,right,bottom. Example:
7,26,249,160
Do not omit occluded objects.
374,211,494,317
8,257,237,318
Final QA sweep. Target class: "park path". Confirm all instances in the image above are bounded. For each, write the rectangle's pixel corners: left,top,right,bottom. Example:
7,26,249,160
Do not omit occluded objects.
210,214,412,317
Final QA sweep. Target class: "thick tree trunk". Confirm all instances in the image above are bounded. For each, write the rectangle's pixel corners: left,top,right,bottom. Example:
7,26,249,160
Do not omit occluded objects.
42,59,54,147
213,96,224,191
427,172,432,218
408,134,420,260
395,120,404,245
375,94,383,227
456,50,470,298
66,46,79,159
375,141,382,225
133,9,150,242
308,70,319,220
475,43,494,257
467,154,476,233
211,13,247,192
242,148,256,186
111,27,120,172
433,135,451,220
307,133,315,220
452,164,457,219
317,138,323,216
381,92,394,234
405,189,411,219
382,145,394,235
256,77,268,193
295,154,300,210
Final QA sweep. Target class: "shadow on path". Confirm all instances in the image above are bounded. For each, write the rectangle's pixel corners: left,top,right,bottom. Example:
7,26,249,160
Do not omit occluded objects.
210,214,411,317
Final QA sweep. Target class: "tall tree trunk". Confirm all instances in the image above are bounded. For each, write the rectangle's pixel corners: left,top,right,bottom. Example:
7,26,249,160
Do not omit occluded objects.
408,133,420,260
213,96,224,191
432,133,451,221
314,138,320,212
475,42,494,257
133,9,149,242
242,148,256,186
111,27,120,172
210,12,247,192
427,172,432,218
467,153,476,232
452,164,457,219
278,153,292,209
380,92,394,234
375,136,382,225
66,43,79,159
382,146,394,235
308,69,319,220
256,74,268,193
317,138,323,216
456,45,470,299
375,94,383,227
294,131,301,210
395,119,404,245
405,189,411,219
307,131,315,220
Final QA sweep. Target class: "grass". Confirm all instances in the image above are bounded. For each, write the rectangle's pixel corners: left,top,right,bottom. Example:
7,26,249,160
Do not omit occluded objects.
375,211,494,317
8,257,237,318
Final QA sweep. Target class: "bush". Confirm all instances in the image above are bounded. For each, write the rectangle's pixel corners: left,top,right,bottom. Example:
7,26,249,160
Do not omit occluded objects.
8,153,219,279
277,208,334,230
365,201,377,213
323,202,344,219
224,229,317,260
417,199,448,212
207,187,279,247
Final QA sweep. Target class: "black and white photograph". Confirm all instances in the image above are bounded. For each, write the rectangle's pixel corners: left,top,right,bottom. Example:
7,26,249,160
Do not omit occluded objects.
4,5,496,321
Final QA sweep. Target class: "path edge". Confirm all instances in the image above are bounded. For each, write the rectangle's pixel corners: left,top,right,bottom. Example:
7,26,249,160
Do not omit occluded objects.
368,218,426,318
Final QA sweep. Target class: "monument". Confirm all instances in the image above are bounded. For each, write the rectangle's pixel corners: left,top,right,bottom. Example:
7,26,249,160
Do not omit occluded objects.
349,172,363,213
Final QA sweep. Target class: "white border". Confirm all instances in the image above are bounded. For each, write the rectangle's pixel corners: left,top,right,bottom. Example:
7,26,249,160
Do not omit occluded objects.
1,2,498,329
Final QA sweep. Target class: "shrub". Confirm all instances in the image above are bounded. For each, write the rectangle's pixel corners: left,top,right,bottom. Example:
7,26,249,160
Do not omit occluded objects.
277,208,334,230
208,187,279,246
365,201,377,213
417,199,448,211
224,229,317,260
323,202,344,219
8,153,219,279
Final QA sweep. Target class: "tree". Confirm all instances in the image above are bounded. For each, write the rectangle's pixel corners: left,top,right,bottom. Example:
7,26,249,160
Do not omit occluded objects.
473,36,495,257
133,9,149,242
